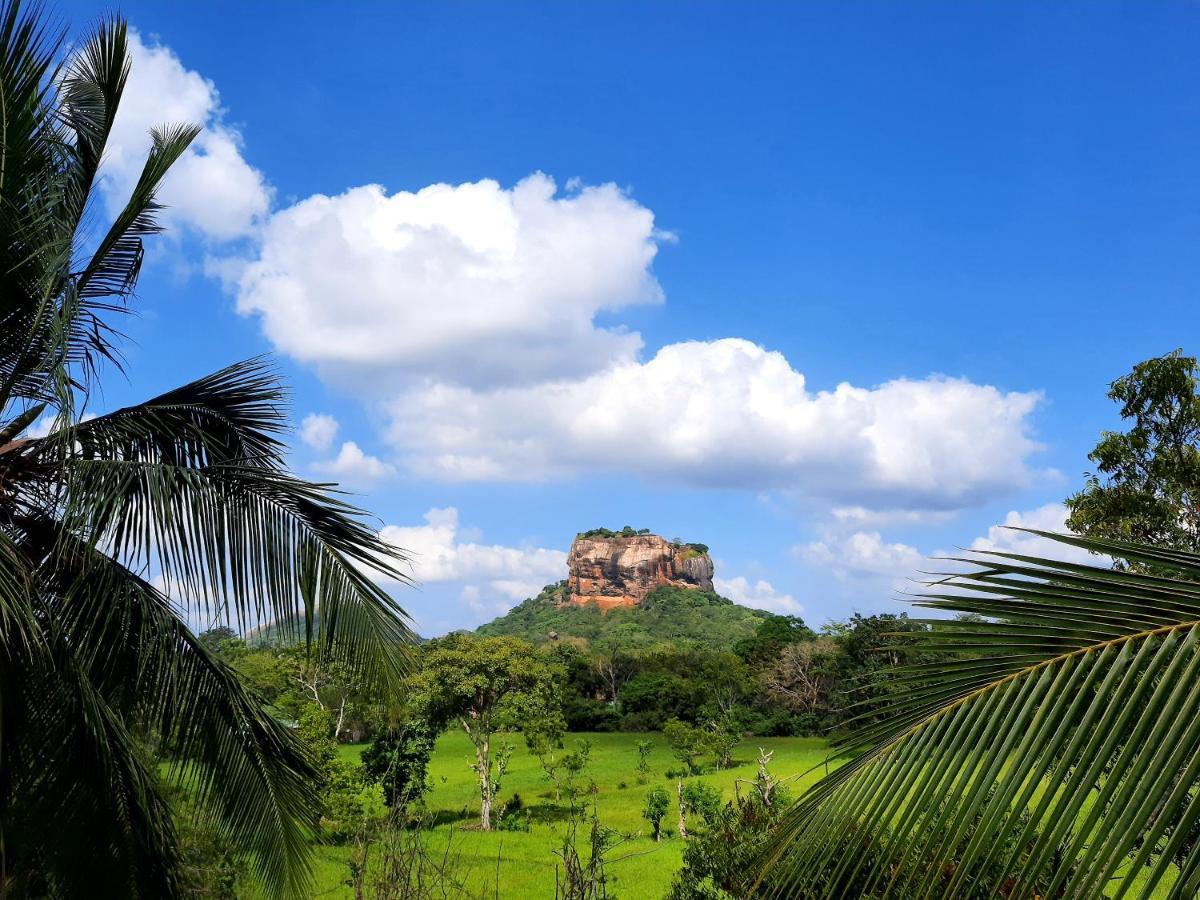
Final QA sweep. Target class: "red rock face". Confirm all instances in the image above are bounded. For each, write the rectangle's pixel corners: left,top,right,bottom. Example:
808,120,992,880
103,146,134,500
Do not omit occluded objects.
565,534,714,610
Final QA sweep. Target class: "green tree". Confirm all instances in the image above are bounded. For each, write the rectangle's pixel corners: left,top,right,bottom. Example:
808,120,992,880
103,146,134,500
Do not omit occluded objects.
704,718,739,770
0,6,413,895
560,738,593,803
663,719,707,775
408,634,562,829
760,532,1200,897
679,781,724,832
198,624,240,655
526,724,568,801
360,721,436,810
273,645,386,742
635,739,655,784
733,614,815,667
1067,350,1200,563
642,787,670,842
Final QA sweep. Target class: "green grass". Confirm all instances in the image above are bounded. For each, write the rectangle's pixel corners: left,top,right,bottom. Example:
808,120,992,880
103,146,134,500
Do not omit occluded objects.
309,731,833,899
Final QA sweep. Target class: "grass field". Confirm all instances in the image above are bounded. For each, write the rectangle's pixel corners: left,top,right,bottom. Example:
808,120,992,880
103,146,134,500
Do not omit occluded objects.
305,731,834,899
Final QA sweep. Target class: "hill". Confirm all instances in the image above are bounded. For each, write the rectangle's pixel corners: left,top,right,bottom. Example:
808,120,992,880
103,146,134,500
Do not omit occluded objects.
474,581,771,651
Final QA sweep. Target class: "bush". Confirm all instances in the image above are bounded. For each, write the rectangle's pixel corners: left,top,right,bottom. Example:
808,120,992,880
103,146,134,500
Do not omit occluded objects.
562,696,621,732
680,782,723,829
360,720,435,809
322,758,386,845
642,786,671,842
663,719,707,775
164,783,247,899
619,711,663,733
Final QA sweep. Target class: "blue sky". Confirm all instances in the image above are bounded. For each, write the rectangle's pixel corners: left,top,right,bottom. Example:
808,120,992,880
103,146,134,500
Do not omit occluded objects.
59,1,1200,634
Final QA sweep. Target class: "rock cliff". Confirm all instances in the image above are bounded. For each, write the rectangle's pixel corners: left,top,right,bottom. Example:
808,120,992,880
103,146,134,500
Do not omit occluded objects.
565,532,715,610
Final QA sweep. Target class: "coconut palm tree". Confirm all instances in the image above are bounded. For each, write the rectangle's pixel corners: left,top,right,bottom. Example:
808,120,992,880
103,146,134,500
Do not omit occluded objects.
760,532,1200,898
0,4,413,896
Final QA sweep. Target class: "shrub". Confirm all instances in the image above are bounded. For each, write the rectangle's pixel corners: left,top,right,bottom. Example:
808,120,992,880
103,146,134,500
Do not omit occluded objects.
360,720,435,810
642,787,671,842
679,782,723,829
663,719,707,775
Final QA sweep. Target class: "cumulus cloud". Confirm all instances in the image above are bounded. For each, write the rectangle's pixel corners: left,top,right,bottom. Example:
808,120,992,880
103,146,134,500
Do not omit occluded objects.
800,503,1101,592
101,30,270,240
233,174,665,388
313,441,396,485
388,338,1042,509
378,508,566,609
118,35,1043,514
798,530,926,583
969,503,1098,566
299,413,339,451
830,506,958,528
714,576,803,615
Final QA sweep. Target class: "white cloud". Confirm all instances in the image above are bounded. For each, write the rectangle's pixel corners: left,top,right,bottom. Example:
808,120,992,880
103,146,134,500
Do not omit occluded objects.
969,503,1097,566
313,441,395,485
799,503,1101,593
378,508,566,610
101,30,270,240
116,36,1043,515
830,506,958,528
798,530,925,583
28,415,55,439
389,338,1042,509
233,174,665,389
714,576,803,615
299,413,339,452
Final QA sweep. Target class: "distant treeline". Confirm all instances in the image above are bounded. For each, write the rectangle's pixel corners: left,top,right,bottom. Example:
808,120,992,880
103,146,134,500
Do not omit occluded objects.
204,607,943,745
541,611,940,736
574,526,709,554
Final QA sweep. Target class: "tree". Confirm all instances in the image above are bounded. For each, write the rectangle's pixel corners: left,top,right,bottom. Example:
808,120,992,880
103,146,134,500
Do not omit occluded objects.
198,624,239,655
704,718,739,770
733,614,815,667
642,787,670,842
679,781,723,834
635,740,654,784
669,754,796,900
274,646,384,743
360,721,435,810
1067,350,1200,564
763,638,838,713
0,5,414,895
408,634,562,829
560,739,593,803
761,532,1200,897
526,727,568,802
590,643,635,705
697,652,754,721
663,719,707,775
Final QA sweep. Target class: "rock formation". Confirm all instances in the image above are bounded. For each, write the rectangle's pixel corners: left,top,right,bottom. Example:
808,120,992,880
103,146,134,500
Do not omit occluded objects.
565,532,715,611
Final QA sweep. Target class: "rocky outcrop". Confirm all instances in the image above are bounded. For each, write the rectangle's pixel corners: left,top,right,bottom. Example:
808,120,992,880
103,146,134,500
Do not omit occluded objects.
565,533,714,611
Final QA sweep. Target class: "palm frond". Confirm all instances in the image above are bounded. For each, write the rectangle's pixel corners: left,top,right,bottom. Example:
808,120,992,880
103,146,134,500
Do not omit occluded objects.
50,456,414,682
761,531,1200,899
64,356,288,465
5,359,413,683
20,516,320,897
2,628,181,898
73,121,198,302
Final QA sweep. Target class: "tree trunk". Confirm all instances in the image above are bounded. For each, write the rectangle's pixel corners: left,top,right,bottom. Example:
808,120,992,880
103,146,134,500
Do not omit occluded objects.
477,734,492,831
676,780,687,840
334,696,347,742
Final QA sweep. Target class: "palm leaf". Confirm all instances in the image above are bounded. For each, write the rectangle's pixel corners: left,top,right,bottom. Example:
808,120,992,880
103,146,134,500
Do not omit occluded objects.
2,628,181,898
760,531,1200,899
20,516,320,897
10,359,414,684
